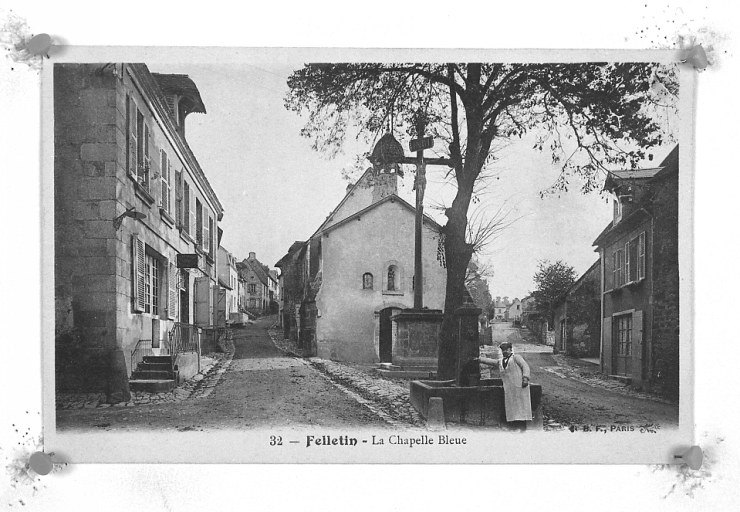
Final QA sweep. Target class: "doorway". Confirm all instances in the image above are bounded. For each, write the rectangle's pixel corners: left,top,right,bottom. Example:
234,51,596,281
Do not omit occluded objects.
179,270,189,324
613,314,633,376
379,307,394,363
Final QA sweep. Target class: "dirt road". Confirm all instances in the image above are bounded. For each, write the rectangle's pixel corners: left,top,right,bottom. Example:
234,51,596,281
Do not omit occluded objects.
56,318,389,432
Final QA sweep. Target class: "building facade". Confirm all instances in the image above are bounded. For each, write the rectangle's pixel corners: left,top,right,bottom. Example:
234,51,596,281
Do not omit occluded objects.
237,252,278,315
276,168,447,363
506,298,522,322
54,63,224,401
552,260,601,357
593,146,679,398
217,245,240,325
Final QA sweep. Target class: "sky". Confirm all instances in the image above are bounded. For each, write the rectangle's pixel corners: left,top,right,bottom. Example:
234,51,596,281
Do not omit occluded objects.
149,62,677,300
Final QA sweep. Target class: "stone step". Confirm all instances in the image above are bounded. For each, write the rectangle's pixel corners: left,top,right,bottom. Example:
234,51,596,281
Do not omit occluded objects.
129,379,176,393
143,355,174,364
131,369,176,380
136,362,173,372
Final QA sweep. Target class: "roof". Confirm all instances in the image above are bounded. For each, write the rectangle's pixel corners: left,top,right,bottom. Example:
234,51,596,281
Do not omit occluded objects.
275,241,307,268
603,146,679,193
239,257,277,287
129,65,224,220
218,277,232,290
594,145,679,248
317,193,442,237
553,259,600,306
151,73,207,115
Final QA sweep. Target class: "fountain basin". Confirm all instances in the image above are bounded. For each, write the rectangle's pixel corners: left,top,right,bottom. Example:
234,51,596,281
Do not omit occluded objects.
409,378,543,429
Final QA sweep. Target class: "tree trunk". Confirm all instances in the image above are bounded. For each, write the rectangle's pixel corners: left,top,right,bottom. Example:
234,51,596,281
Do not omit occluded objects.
437,185,475,381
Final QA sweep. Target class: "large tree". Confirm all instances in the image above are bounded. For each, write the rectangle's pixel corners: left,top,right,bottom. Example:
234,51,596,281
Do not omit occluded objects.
532,260,578,326
286,62,676,380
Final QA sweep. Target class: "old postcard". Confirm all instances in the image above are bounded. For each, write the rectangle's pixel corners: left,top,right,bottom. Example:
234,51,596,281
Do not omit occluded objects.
42,47,694,463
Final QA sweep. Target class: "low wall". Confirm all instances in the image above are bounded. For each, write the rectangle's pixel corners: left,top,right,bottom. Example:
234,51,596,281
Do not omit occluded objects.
175,352,200,383
410,379,543,429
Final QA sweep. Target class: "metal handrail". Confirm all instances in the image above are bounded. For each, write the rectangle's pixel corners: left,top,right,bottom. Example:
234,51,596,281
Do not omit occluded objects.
130,339,153,376
168,322,199,367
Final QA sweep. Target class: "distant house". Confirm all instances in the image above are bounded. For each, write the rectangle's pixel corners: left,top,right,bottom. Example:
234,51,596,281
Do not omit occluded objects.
217,246,240,325
275,241,308,342
492,296,510,321
593,146,679,398
237,252,278,315
552,260,601,357
506,298,522,322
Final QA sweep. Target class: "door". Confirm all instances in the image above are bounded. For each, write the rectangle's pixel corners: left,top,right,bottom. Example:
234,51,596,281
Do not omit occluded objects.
613,314,633,376
179,270,190,324
379,308,394,363
194,277,212,327
215,287,226,327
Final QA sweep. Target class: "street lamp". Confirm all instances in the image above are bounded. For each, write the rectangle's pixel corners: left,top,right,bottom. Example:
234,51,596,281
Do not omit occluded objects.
113,207,147,230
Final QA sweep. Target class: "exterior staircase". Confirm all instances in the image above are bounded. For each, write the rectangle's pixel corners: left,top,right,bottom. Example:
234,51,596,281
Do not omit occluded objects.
128,355,179,393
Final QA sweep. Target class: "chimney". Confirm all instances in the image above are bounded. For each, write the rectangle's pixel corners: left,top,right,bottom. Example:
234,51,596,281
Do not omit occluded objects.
249,252,256,260
371,171,398,203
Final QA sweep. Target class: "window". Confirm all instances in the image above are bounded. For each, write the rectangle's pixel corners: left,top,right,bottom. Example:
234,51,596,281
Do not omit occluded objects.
207,216,214,258
126,94,137,177
612,248,625,288
614,314,632,356
387,265,398,291
144,252,161,315
362,272,373,289
248,284,257,293
160,150,171,215
136,112,150,192
132,234,164,316
196,199,203,246
626,232,646,283
613,198,623,224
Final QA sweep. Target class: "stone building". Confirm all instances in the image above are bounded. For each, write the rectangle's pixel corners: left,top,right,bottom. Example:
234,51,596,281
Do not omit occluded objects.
54,63,224,401
276,168,447,363
593,146,679,398
552,260,601,357
237,252,278,315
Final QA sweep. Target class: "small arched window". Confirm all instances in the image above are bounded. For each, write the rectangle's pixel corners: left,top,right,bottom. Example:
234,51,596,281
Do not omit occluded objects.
387,265,398,291
362,272,373,290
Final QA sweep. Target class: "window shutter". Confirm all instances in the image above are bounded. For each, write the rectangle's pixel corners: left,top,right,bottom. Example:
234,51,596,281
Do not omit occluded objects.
143,124,151,190
602,316,613,374
160,149,167,211
632,310,644,381
624,242,631,284
168,261,178,320
175,170,183,226
638,232,646,280
190,193,196,239
128,98,138,177
166,158,172,214
132,234,146,312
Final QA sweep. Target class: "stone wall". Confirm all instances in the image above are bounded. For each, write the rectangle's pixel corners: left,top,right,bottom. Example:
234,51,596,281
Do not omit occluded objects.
54,64,122,395
649,168,680,399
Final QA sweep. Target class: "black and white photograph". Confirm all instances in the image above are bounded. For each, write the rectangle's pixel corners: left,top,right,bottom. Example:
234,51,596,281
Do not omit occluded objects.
3,1,740,510
44,50,690,463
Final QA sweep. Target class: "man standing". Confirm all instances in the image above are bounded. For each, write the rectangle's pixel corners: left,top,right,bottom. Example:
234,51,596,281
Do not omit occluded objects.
478,342,532,430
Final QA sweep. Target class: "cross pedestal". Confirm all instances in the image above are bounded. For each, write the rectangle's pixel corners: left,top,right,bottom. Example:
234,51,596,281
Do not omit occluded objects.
390,308,443,370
